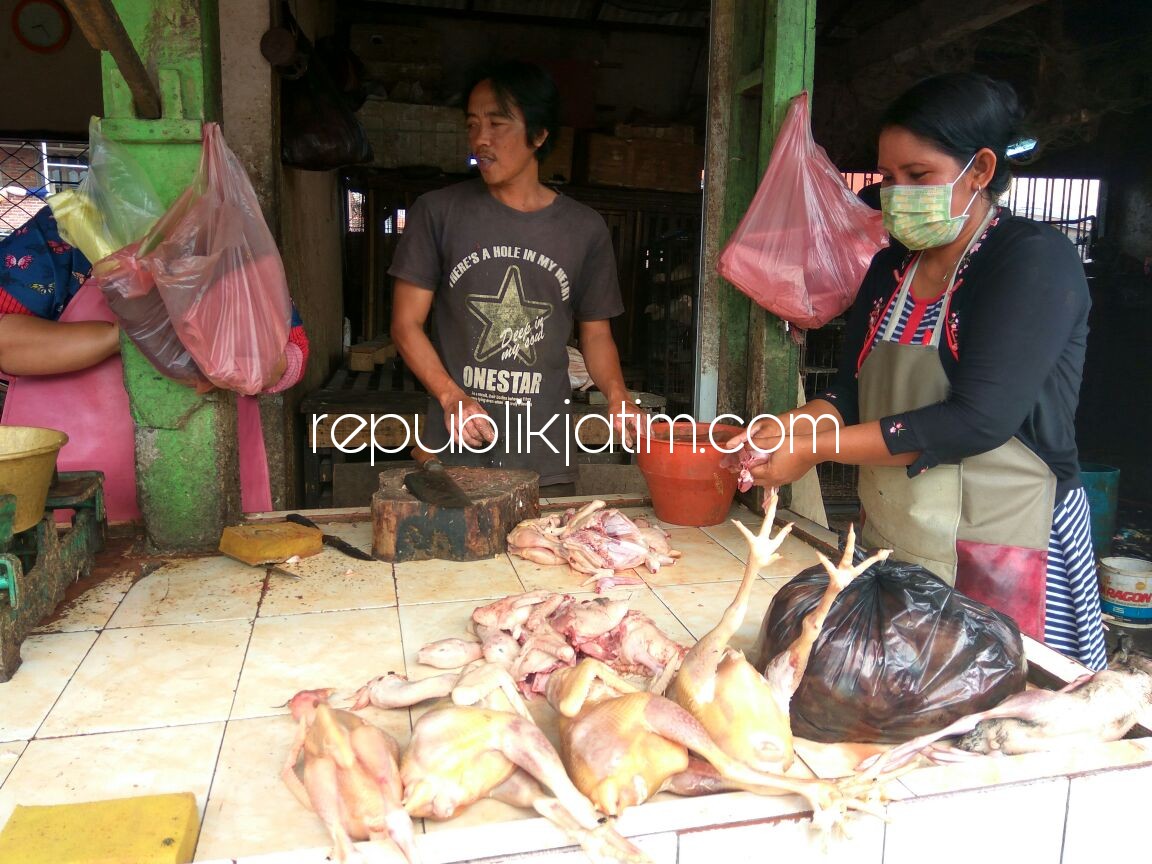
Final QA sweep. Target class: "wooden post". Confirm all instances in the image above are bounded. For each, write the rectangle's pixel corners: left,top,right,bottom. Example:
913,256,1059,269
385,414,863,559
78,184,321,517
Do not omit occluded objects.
702,0,815,423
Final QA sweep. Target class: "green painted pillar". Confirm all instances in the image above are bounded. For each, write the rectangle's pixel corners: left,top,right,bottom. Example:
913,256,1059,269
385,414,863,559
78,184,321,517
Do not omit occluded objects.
746,0,815,423
99,0,238,551
710,0,816,421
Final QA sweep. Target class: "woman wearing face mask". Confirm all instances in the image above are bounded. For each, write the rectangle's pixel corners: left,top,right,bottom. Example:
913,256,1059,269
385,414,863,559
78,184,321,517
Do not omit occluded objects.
732,72,1106,669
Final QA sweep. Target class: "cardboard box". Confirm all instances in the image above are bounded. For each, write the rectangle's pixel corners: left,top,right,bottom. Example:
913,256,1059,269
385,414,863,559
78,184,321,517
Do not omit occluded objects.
583,134,704,194
539,127,574,184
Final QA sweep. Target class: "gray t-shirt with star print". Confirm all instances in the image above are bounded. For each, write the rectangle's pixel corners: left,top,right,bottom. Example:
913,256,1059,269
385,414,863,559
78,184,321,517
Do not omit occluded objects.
389,178,624,485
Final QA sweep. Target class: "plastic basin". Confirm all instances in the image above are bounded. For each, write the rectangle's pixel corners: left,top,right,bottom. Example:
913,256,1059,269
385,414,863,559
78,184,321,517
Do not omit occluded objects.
0,426,69,533
636,422,742,527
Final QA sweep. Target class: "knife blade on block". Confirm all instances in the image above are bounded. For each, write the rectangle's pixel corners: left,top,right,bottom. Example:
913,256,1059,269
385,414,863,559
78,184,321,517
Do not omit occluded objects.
404,448,474,508
284,513,375,561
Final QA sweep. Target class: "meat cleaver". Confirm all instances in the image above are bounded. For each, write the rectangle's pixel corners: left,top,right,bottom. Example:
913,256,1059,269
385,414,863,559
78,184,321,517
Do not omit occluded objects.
404,448,473,508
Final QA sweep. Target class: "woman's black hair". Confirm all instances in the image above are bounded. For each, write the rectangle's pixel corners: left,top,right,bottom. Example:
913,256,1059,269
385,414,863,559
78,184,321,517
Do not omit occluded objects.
463,61,560,162
881,72,1024,197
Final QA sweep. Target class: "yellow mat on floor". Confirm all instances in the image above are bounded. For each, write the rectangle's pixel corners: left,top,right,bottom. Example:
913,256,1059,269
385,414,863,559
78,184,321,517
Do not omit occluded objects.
0,792,199,864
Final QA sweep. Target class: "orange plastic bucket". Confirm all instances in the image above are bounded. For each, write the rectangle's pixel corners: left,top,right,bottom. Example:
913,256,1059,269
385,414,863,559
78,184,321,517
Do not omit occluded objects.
636,421,742,526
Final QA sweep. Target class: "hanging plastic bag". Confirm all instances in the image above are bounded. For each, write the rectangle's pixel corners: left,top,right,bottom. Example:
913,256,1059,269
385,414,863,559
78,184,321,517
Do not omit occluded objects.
48,119,206,387
133,123,292,395
754,553,1027,744
50,118,166,263
717,92,888,331
94,243,208,388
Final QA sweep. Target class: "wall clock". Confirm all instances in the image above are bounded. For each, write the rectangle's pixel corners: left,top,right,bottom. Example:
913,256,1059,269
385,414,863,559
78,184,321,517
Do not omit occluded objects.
12,0,72,54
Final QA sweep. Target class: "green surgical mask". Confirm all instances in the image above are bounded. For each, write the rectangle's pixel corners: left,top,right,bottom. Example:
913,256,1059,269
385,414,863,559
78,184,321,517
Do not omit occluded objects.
880,154,980,250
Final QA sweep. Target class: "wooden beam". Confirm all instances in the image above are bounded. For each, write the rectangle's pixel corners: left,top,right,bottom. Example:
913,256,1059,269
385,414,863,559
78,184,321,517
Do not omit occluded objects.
840,0,1051,72
60,0,162,119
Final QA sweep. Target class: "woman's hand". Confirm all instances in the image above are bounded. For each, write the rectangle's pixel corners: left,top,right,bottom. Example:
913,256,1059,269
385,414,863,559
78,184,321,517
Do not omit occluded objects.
745,440,819,488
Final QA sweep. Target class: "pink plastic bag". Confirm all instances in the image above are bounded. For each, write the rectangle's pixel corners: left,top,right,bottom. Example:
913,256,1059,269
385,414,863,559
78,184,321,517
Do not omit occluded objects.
95,242,209,389
718,92,888,331
136,123,291,395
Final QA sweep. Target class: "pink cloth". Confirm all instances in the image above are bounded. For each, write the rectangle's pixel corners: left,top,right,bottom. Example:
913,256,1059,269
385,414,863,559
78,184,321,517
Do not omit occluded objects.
0,281,141,523
237,394,272,513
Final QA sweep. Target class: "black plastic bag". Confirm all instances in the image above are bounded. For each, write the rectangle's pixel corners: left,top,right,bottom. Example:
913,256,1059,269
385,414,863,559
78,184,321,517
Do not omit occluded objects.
280,47,373,170
755,554,1028,744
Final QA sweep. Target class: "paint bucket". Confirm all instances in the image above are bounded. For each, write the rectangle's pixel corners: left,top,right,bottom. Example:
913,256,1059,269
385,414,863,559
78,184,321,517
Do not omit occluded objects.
1079,462,1120,557
1099,556,1152,621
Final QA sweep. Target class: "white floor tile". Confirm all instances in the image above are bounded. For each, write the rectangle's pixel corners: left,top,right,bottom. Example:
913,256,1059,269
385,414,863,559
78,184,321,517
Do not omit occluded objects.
883,778,1068,864
0,722,224,829
654,579,783,655
1063,761,1152,862
38,620,250,737
0,741,25,787
231,608,406,720
31,570,134,634
394,556,525,605
259,547,395,617
678,812,884,864
107,556,263,628
0,631,97,741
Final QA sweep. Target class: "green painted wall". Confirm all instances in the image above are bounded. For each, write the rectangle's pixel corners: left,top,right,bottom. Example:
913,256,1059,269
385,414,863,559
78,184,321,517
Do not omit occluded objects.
101,0,237,550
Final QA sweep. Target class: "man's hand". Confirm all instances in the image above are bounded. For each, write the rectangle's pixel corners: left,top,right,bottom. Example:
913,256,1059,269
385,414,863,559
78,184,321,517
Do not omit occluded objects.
441,391,496,450
606,397,646,450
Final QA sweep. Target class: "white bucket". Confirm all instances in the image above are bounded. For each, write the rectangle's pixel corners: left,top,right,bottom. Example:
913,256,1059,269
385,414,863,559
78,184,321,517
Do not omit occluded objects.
1100,557,1152,621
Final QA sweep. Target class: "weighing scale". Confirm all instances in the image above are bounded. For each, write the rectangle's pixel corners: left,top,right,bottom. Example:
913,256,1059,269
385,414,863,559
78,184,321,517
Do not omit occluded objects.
0,471,106,682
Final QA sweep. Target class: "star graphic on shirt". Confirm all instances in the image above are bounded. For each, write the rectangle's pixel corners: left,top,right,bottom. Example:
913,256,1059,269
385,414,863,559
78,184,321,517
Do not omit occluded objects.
466,265,553,365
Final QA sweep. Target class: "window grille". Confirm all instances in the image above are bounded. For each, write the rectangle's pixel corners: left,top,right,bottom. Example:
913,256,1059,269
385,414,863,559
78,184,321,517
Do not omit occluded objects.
0,138,88,235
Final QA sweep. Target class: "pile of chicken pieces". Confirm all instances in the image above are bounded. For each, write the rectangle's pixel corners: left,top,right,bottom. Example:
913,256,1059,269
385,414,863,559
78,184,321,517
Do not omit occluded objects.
283,491,897,863
505,500,681,591
285,492,1152,863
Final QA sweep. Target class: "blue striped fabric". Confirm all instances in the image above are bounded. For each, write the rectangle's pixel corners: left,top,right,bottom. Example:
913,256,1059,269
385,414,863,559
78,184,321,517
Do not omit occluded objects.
1045,488,1108,670
885,304,1109,670
873,289,945,348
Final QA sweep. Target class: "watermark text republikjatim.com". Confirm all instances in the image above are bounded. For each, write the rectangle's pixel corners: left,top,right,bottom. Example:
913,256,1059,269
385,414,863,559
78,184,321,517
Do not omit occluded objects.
311,401,840,465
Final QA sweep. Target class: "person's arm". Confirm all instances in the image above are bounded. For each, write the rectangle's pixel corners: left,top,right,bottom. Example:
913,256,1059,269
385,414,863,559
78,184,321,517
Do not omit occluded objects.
745,418,918,488
0,314,119,376
391,279,492,448
577,319,642,445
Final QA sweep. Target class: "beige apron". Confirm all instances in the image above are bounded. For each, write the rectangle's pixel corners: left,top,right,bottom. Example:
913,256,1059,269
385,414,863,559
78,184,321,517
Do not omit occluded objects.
857,225,1055,641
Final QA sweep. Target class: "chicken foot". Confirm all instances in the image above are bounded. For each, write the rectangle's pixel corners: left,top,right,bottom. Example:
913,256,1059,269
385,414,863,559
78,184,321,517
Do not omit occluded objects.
762,525,890,699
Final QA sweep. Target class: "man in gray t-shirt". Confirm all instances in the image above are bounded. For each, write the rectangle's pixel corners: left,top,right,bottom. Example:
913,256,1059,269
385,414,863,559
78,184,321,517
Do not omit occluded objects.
390,61,636,490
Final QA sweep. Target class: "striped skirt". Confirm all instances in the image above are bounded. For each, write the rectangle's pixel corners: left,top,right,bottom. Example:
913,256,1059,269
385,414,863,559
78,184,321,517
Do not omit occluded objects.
1045,487,1109,670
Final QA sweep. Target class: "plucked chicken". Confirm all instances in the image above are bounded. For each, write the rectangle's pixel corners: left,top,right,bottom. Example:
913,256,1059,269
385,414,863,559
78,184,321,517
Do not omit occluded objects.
281,689,422,864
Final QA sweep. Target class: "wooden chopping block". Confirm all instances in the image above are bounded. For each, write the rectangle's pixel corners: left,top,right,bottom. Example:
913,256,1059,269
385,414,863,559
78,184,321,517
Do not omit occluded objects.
372,466,539,562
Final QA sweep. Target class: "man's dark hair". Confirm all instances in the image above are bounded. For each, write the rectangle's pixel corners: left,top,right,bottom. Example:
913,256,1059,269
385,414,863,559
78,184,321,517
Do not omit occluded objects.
463,61,560,162
882,72,1024,197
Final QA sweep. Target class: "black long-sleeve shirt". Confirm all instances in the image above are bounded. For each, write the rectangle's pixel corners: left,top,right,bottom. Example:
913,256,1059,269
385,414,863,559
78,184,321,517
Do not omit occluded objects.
822,210,1089,497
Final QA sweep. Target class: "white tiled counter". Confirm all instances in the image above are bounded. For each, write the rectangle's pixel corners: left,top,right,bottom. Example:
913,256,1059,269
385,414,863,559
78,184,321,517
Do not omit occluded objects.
1,498,1149,863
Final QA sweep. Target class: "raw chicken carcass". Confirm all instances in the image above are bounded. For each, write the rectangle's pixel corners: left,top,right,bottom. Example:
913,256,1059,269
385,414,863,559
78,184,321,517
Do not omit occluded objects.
281,689,422,864
417,637,483,669
505,501,680,592
667,491,889,829
548,658,863,817
859,648,1152,777
400,705,651,863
